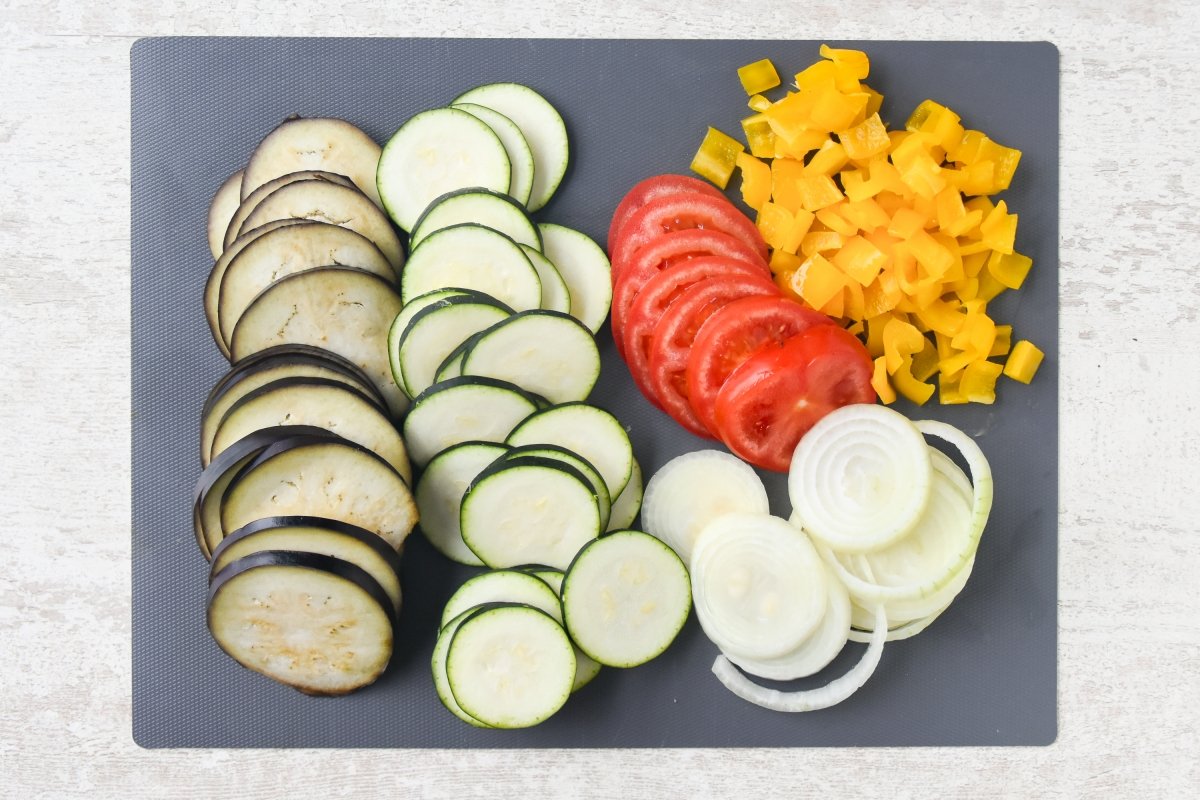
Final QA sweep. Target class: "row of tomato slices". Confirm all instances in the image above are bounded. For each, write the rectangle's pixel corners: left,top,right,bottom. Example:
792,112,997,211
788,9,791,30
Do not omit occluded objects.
607,174,877,472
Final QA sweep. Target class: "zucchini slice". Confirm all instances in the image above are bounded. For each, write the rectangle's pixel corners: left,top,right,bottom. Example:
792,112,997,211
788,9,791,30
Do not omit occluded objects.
400,223,541,312
520,245,571,314
606,458,643,532
460,310,600,404
207,550,393,696
401,377,542,467
561,530,691,668
241,117,383,207
432,609,493,727
210,376,411,485
206,168,243,258
224,170,356,252
506,402,633,499
440,570,563,629
536,223,612,335
410,188,540,252
392,296,513,399
451,103,536,207
444,604,575,728
460,455,601,570
451,83,569,213
377,107,511,232
238,178,405,272
414,441,509,567
216,222,395,349
229,266,407,418
200,344,382,466
221,434,417,552
210,515,404,612
501,444,611,531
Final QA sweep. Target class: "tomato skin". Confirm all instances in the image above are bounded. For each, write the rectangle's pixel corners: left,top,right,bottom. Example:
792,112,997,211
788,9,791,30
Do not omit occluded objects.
610,191,769,273
610,228,767,358
644,275,780,437
607,175,724,254
713,325,876,472
623,258,774,388
685,296,834,434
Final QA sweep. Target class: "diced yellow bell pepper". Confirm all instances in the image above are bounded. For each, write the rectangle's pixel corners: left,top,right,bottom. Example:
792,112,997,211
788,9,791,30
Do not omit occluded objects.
833,235,888,286
905,99,944,132
865,314,891,357
748,94,773,113
807,139,849,177
863,273,900,318
842,280,866,321
861,84,884,118
907,228,955,278
769,156,806,211
736,152,772,211
738,59,781,95
892,358,935,405
819,44,870,80
986,249,1033,289
990,325,1013,357
764,91,817,135
757,202,796,252
980,200,1017,254
959,359,1003,404
741,114,776,158
795,60,838,92
809,87,868,132
871,356,897,404
938,372,967,405
883,317,925,374
1004,340,1044,383
916,297,965,337
816,205,858,237
691,126,744,189
976,137,1022,192
888,207,926,240
800,230,845,256
790,253,846,310
842,198,890,231
910,337,940,382
838,112,891,162
797,172,844,212
770,249,804,275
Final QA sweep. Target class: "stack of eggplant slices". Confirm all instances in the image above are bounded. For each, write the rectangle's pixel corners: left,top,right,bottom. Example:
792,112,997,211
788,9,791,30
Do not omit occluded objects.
196,83,619,696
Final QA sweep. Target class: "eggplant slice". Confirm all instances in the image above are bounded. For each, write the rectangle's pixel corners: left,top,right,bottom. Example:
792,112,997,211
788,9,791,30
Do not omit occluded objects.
216,221,395,349
210,376,412,485
242,117,384,208
222,170,355,251
210,516,404,611
192,425,336,558
206,169,243,259
229,267,407,418
205,219,309,359
221,435,418,552
237,178,404,273
201,345,382,467
207,550,393,696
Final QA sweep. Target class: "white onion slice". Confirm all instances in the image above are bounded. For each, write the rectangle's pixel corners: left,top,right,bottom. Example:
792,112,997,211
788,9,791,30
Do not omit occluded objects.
711,601,886,713
690,512,828,661
724,556,851,681
789,404,931,553
848,600,950,643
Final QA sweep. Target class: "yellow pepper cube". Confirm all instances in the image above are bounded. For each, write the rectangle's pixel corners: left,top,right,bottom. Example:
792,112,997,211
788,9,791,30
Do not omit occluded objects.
917,297,966,337
819,44,871,79
833,235,887,286
809,87,868,132
910,337,940,382
872,356,897,404
1004,340,1044,384
952,277,980,303
791,253,846,310
978,138,1023,192
950,129,989,164
807,139,849,177
738,59,781,96
756,202,795,252
794,60,839,92
938,372,967,405
863,273,899,318
770,157,807,213
935,185,967,232
747,94,773,113
774,268,802,302
959,161,997,197
820,286,845,318
838,112,891,162
980,201,1018,254
892,358,936,405
800,230,844,257
816,205,859,237
843,280,866,321
690,126,745,189
782,208,816,254
769,249,804,275
987,249,1033,290
798,172,844,212
898,150,948,199
908,228,955,279
861,84,884,118
842,198,890,231
883,316,926,374
736,152,772,211
741,114,776,158
888,207,927,240
960,359,1003,404
764,91,817,136
990,325,1013,357
905,99,948,132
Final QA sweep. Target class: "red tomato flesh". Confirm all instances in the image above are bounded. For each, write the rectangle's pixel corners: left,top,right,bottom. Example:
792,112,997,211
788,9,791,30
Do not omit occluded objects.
685,296,834,434
713,325,876,472
644,275,781,437
607,175,724,254
610,192,769,274
610,228,767,358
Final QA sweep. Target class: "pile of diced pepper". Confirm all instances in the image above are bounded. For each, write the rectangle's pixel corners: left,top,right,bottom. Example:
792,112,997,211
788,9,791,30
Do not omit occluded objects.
689,45,1044,405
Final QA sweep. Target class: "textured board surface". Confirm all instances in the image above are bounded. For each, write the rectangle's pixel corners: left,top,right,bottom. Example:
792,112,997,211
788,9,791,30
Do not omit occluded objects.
131,37,1058,748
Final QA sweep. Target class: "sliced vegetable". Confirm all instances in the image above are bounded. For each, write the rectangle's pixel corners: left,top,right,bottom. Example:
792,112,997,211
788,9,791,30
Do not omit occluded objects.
451,102,537,207
392,295,513,399
224,170,355,251
240,116,383,207
399,223,541,311
440,570,563,629
607,174,724,253
415,441,509,566
206,168,243,258
459,310,600,404
505,403,634,499
536,223,613,334
409,187,540,251
605,458,644,532
402,376,542,467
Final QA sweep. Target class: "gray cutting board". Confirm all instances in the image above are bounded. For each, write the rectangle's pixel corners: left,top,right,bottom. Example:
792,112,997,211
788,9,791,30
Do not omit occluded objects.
131,38,1058,747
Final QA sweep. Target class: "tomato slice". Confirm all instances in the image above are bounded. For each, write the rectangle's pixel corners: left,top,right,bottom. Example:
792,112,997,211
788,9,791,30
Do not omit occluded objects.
610,228,767,358
622,259,775,414
644,275,781,437
685,295,834,434
607,174,724,254
610,192,769,274
713,325,876,472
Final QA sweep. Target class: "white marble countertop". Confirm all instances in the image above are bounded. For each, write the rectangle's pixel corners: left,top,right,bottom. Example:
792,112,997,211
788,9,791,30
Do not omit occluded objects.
2,1,1198,796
